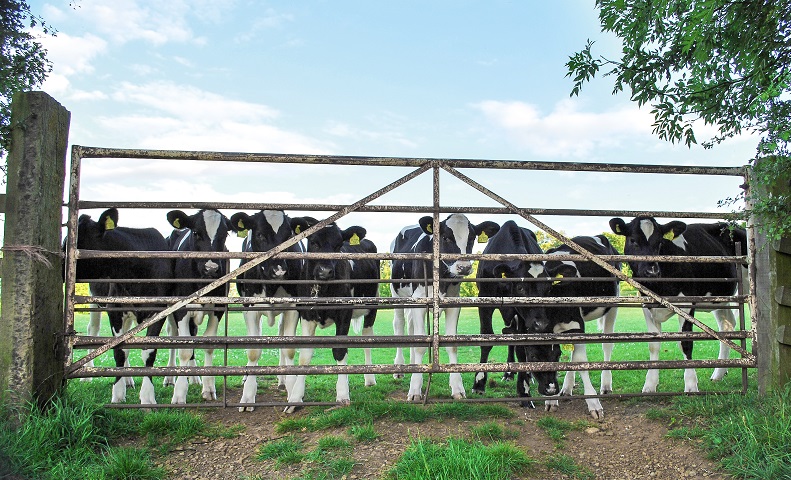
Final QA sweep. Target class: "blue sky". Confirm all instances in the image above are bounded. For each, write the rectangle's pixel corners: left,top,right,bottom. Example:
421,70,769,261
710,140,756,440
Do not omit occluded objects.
25,0,754,251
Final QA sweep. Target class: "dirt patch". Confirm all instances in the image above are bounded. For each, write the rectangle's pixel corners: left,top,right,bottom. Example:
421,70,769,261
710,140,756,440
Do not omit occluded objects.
149,386,727,480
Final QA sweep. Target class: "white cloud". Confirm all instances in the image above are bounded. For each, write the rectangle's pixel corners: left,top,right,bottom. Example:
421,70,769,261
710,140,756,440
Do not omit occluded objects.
39,31,108,77
472,99,656,159
234,8,295,43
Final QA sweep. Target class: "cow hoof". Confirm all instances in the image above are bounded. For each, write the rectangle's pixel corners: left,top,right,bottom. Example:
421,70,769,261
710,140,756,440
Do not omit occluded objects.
365,380,377,387
590,409,605,421
238,406,255,412
600,388,613,395
125,377,136,388
393,373,404,380
407,394,423,402
202,391,216,401
451,393,466,400
545,403,558,413
283,405,301,414
501,373,514,382
162,377,175,387
337,398,351,406
188,376,202,385
471,388,485,395
520,400,536,409
278,384,286,391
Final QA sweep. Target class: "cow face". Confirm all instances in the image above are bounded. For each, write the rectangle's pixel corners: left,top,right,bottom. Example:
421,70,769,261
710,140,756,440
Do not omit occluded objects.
610,217,686,278
76,208,119,251
492,261,557,332
419,214,500,278
231,210,297,280
293,217,364,282
524,343,561,396
167,209,232,278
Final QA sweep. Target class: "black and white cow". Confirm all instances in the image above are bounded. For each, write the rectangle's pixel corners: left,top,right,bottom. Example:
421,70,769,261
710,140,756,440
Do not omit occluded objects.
163,209,234,404
284,217,379,413
610,217,747,393
544,235,621,420
75,208,174,404
230,210,304,412
472,220,561,409
390,214,500,401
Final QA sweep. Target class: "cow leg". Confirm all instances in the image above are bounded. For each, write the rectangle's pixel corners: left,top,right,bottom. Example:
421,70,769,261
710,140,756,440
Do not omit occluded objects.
333,320,351,406
444,307,466,399
163,314,177,387
598,307,617,394
711,308,736,381
569,343,604,420
472,306,495,394
240,309,263,412
200,311,221,401
679,314,699,393
121,313,136,388
362,320,377,387
172,311,199,405
514,345,534,409
642,307,663,393
81,305,102,382
111,312,132,402
502,308,517,382
285,320,318,413
139,315,165,405
406,307,426,402
280,309,299,392
392,307,406,379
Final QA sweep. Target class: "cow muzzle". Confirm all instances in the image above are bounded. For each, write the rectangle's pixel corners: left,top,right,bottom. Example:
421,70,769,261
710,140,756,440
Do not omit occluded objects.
202,260,220,277
313,264,335,281
450,261,473,277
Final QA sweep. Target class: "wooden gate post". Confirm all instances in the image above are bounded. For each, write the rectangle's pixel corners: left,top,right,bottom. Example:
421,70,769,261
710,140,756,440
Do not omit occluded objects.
753,159,791,394
0,92,70,414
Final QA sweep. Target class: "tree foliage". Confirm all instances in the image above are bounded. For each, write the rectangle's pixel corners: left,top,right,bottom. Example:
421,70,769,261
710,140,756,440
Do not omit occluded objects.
567,0,791,239
0,0,53,171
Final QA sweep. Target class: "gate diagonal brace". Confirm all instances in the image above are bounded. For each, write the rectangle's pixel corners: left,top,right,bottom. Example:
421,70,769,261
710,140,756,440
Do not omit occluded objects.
441,162,752,360
67,162,432,376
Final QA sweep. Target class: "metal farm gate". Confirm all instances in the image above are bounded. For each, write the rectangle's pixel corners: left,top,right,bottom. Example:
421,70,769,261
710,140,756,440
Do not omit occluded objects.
63,146,755,409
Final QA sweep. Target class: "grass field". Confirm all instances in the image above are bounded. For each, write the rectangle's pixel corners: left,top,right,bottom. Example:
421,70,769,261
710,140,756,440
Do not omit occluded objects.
71,302,754,405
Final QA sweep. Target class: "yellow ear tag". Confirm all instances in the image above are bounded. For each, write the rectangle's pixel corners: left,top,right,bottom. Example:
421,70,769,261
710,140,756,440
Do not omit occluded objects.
426,224,432,234
104,217,115,230
172,218,180,229
477,232,489,243
552,274,564,285
562,344,574,352
295,225,302,234
237,229,248,238
663,231,675,241
615,225,621,233
350,233,360,246
501,272,507,278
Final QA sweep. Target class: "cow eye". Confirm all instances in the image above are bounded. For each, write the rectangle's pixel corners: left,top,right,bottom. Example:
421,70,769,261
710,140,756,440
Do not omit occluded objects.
515,283,526,294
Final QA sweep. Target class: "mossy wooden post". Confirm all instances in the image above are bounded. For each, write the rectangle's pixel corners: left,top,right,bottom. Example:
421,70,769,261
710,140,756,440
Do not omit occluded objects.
0,92,70,414
753,160,791,394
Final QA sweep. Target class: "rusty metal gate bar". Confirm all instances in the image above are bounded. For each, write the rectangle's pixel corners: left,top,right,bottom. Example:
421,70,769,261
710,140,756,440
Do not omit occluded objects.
63,145,755,409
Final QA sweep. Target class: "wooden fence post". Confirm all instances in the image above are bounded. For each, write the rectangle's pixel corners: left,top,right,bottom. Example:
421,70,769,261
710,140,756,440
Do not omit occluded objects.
0,92,70,414
753,160,791,394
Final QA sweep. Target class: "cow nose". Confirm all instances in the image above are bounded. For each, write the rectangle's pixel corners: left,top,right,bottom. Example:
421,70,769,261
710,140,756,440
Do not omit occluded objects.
645,263,661,277
456,262,472,276
315,265,333,280
270,265,287,278
545,382,557,395
204,260,219,275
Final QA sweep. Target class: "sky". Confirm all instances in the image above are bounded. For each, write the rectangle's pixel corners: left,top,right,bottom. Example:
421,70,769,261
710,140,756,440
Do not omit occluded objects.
19,0,756,252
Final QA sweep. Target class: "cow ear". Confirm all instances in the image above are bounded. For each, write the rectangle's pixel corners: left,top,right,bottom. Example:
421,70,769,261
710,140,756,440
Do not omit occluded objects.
98,208,119,233
609,218,627,236
418,216,434,235
343,226,366,245
230,212,250,237
166,210,190,230
547,263,577,284
661,221,687,241
475,221,500,243
492,264,511,279
291,217,311,235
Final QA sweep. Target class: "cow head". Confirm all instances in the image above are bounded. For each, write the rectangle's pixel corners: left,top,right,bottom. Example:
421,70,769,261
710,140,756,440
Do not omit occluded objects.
71,208,120,280
293,217,364,282
524,343,561,397
419,214,500,278
231,210,299,280
610,217,686,278
492,261,562,333
167,209,233,278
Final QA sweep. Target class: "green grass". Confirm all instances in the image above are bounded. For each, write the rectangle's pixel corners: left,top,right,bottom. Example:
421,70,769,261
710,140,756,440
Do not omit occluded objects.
651,386,791,479
536,416,594,446
544,452,596,480
470,421,519,442
386,437,534,480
